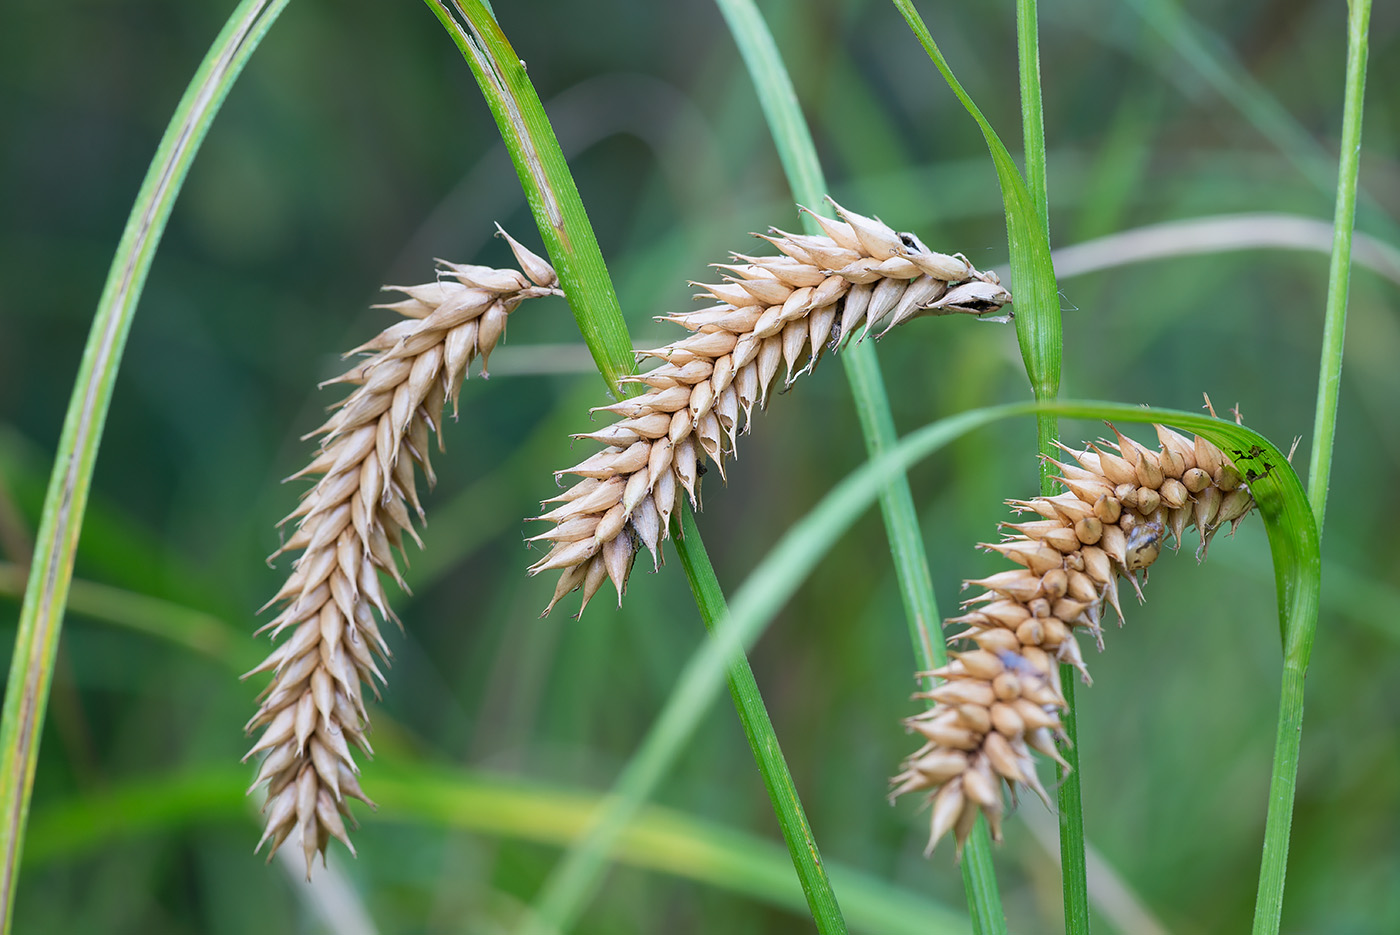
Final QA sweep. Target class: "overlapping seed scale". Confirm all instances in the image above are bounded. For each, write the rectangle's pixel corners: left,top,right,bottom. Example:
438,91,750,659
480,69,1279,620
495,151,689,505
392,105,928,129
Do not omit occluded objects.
245,231,560,874
893,423,1257,857
528,201,1013,617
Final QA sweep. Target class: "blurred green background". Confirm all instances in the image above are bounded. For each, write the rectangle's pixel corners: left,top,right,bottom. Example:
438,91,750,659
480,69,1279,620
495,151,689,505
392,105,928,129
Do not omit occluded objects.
2,0,1398,931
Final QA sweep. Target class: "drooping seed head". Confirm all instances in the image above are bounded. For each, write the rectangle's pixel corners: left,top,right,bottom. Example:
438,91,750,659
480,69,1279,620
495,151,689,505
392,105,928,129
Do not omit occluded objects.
894,422,1259,857
528,203,1012,616
246,237,559,874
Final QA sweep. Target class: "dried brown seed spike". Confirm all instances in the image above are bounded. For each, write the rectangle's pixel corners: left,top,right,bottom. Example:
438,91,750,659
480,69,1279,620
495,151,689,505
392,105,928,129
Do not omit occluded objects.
248,239,559,872
530,206,1014,615
894,422,1262,859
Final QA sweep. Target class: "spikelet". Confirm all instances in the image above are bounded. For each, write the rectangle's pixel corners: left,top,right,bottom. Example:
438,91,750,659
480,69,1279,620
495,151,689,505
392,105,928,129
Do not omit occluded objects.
891,423,1258,857
244,230,560,875
527,201,1013,616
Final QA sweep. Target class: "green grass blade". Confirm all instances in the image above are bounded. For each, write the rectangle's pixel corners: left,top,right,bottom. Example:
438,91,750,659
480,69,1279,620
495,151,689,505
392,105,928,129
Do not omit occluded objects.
421,0,633,396
1257,1,1372,932
24,764,969,935
0,2,289,929
1305,0,1371,537
889,0,1060,409
671,506,848,934
1011,0,1088,928
713,0,1005,926
422,5,849,931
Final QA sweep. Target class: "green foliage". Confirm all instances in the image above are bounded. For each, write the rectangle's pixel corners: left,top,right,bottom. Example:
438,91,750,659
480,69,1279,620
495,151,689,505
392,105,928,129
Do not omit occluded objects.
0,0,1392,933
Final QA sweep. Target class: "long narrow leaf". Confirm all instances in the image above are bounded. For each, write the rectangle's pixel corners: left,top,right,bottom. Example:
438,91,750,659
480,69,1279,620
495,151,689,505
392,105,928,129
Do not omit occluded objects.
422,0,634,395
0,3,289,930
888,0,1060,409
1255,1,1372,931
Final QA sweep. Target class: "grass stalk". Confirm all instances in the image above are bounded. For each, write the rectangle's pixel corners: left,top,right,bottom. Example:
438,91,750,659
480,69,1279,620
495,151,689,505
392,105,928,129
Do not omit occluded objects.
672,506,847,934
424,4,849,930
0,2,288,930
1253,1,1371,932
1305,0,1370,536
1012,0,1085,929
713,0,1007,926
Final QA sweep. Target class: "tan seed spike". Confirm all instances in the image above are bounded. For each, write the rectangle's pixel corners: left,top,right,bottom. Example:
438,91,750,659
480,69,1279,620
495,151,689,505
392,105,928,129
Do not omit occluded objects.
894,421,1260,857
246,236,560,873
529,205,1012,615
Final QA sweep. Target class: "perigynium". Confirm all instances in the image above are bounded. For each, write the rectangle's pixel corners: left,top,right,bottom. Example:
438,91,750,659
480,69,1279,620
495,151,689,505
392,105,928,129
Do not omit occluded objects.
527,201,1012,616
244,230,559,874
891,423,1257,856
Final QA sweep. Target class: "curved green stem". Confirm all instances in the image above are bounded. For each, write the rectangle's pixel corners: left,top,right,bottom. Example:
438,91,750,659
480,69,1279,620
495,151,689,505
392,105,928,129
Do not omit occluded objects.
0,2,290,931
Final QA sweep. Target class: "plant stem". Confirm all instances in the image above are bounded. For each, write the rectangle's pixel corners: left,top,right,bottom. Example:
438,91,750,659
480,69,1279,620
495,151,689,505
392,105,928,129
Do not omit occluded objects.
1254,1,1371,932
1013,0,1083,927
1306,0,1371,535
1251,662,1308,935
0,2,288,931
1017,0,1050,234
673,507,848,935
